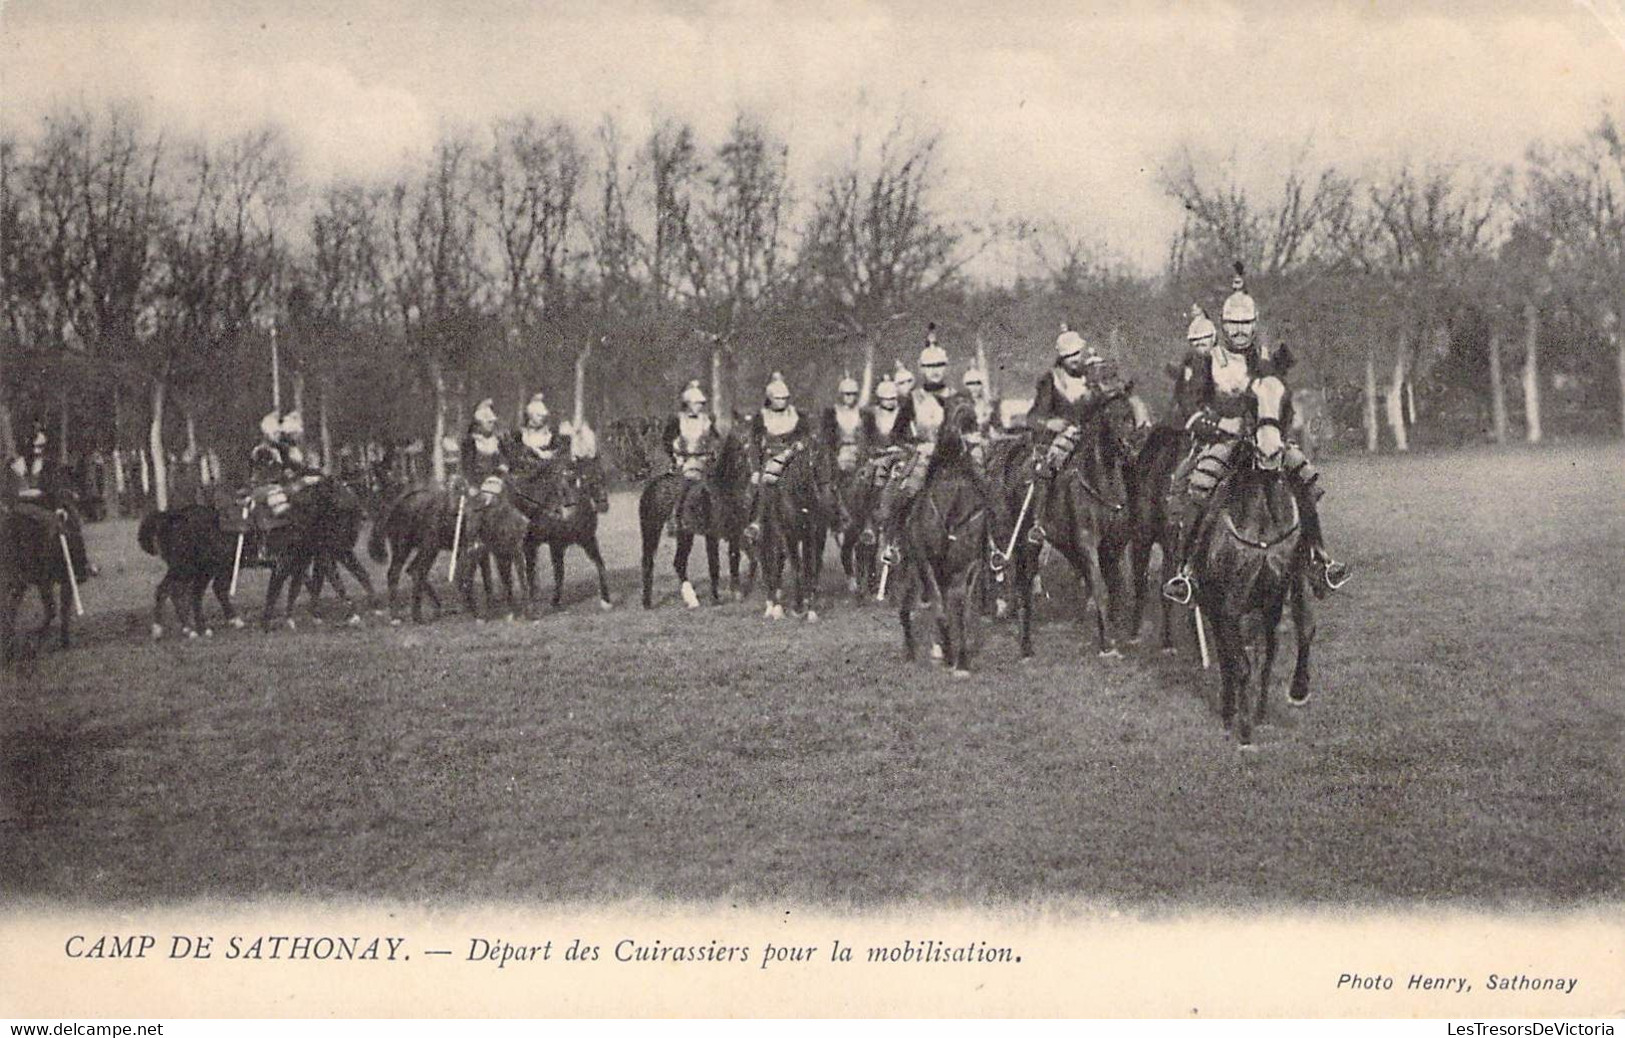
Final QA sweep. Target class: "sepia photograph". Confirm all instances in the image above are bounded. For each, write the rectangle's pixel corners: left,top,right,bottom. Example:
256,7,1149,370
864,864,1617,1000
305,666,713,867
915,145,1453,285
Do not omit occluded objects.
1,0,1621,1021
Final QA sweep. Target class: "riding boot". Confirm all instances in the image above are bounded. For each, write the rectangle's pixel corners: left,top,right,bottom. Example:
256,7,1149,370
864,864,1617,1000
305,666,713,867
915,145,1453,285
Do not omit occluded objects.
1160,501,1201,606
1026,475,1051,546
743,485,766,542
880,489,912,569
966,465,1011,573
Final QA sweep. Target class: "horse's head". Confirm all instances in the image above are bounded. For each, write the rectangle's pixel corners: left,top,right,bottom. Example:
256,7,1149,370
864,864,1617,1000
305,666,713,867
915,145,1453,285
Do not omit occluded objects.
1092,389,1141,463
1250,376,1292,472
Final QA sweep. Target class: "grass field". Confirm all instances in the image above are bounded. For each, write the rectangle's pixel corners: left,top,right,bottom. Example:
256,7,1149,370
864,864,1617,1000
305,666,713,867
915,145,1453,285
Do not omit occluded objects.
2,441,1621,908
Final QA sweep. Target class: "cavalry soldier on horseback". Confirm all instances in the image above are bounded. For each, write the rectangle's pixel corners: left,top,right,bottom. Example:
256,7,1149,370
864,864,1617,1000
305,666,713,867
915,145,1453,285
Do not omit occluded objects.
867,375,905,449
245,410,321,545
863,326,1006,571
664,379,720,537
1023,328,1114,545
1186,305,1217,359
961,366,1003,463
1161,266,1349,605
507,392,570,478
822,374,867,477
461,399,509,483
891,360,915,401
6,426,93,579
742,372,808,543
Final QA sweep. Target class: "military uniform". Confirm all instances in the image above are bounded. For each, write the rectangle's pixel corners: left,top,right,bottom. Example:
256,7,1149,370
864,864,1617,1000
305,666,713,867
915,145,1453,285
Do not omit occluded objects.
664,380,720,536
742,374,808,541
507,393,570,478
460,399,509,483
1162,271,1346,603
821,376,867,475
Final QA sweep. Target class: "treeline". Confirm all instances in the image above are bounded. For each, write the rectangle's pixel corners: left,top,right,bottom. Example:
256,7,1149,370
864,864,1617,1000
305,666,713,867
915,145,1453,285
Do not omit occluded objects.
2,103,1620,507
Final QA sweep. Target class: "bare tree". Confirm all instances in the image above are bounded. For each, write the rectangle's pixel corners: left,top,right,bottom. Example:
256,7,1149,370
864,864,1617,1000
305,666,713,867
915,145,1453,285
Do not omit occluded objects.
478,116,582,333
379,136,485,485
152,127,292,503
1525,112,1625,438
1364,164,1502,449
797,125,975,330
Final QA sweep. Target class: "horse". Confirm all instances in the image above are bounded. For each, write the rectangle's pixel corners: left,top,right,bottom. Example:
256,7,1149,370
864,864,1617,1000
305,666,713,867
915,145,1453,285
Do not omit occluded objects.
1190,374,1316,748
1127,352,1211,653
752,441,837,621
367,485,461,624
138,505,242,639
511,451,614,614
256,477,375,629
993,389,1141,659
638,430,754,609
1,505,80,661
827,450,884,600
456,478,530,622
895,411,1000,675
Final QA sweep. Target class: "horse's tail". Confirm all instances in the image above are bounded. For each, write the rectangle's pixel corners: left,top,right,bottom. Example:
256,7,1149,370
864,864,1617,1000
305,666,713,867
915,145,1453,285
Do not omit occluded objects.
138,510,164,557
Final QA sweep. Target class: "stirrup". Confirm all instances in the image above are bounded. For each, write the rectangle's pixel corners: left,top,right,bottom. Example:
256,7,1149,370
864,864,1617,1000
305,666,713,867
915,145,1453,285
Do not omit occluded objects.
1026,523,1047,546
988,547,1009,575
1162,570,1194,606
880,544,902,568
1316,552,1350,591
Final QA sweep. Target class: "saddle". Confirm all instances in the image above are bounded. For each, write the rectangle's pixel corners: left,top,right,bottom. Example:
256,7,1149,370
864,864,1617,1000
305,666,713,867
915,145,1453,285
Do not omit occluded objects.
219,474,326,534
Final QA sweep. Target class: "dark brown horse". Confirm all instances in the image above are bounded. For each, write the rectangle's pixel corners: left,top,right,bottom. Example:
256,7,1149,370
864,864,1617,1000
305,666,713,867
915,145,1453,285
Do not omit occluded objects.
1191,375,1316,748
994,390,1140,659
367,485,461,624
511,452,613,614
1,506,79,661
896,411,999,675
639,430,753,609
456,480,531,622
253,477,374,629
827,451,884,600
753,442,837,621
1127,352,1211,652
138,505,242,639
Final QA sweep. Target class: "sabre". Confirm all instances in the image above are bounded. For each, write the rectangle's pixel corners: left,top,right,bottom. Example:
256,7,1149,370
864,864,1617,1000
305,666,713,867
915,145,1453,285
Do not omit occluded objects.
58,532,85,617
447,492,466,584
1003,479,1037,561
1194,603,1211,670
229,503,249,599
875,550,891,602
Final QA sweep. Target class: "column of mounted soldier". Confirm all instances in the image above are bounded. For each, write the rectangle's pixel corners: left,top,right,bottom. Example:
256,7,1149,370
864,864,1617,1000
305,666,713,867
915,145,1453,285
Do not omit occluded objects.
5,265,1348,700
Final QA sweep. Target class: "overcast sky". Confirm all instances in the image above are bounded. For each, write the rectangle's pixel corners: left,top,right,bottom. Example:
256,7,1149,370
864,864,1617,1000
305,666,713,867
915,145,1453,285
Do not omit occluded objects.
4,0,1624,274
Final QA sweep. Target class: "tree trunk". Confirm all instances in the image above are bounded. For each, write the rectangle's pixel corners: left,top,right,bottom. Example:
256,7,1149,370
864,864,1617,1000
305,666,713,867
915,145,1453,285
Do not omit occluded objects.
430,360,447,487
1613,326,1624,438
58,388,70,465
1363,348,1380,453
1487,328,1508,444
185,411,198,458
292,369,306,419
149,380,169,512
575,339,593,431
975,335,992,396
859,337,875,407
1522,298,1542,444
139,448,149,496
319,379,335,474
0,397,13,462
1384,341,1409,452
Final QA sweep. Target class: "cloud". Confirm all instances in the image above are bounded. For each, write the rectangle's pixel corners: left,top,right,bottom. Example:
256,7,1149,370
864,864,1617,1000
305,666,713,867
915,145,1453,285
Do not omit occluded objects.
3,0,1621,272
